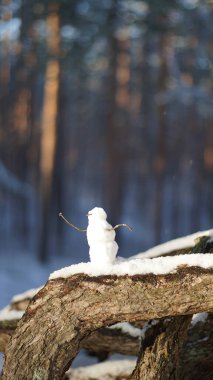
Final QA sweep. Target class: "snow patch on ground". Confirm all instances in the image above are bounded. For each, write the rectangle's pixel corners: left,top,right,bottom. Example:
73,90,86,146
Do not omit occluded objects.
49,253,213,279
67,359,136,379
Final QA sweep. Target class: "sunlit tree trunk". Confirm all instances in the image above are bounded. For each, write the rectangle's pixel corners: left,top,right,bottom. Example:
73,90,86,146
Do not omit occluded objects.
105,0,130,229
38,4,60,261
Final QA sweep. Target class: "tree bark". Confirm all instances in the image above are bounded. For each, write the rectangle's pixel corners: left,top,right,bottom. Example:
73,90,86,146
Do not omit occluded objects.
132,316,191,379
181,313,213,379
2,312,213,378
132,237,213,379
2,265,213,380
0,320,140,357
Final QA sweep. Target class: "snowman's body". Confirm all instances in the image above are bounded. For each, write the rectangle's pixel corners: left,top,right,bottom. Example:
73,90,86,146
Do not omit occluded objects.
87,207,118,265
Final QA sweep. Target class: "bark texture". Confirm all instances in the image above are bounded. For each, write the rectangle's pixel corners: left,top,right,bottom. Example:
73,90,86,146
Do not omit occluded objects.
2,314,213,378
0,321,140,357
181,313,213,379
132,316,191,379
0,319,18,352
82,327,139,358
2,266,213,380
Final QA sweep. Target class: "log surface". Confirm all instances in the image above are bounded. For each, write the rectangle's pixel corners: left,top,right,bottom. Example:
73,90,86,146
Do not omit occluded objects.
2,266,213,380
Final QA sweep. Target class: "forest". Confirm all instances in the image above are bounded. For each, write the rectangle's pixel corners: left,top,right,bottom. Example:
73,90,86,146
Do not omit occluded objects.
0,0,213,378
0,0,212,262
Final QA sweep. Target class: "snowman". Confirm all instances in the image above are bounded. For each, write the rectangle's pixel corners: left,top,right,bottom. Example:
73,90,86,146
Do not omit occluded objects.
86,207,118,265
59,207,132,265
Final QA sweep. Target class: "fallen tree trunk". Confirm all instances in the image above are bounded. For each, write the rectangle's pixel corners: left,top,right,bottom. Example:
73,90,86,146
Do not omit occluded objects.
0,314,140,357
2,265,213,380
2,311,212,377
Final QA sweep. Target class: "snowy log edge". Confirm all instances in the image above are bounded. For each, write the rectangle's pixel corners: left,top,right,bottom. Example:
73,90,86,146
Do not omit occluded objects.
49,253,213,279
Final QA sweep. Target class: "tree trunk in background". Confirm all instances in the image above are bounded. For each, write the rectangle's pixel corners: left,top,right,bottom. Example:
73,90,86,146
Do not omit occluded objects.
105,0,130,228
154,34,169,244
38,3,60,261
0,0,37,248
188,104,203,232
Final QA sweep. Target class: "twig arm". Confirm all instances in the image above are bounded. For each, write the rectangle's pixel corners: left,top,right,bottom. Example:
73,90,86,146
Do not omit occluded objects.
110,224,133,232
59,212,87,232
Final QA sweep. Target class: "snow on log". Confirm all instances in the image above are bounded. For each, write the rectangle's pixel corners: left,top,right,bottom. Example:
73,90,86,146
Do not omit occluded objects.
2,264,213,380
49,253,213,278
133,229,213,259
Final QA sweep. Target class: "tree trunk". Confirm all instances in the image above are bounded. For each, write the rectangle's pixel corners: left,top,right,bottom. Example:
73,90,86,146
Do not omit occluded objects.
132,316,191,379
38,4,60,262
2,265,213,380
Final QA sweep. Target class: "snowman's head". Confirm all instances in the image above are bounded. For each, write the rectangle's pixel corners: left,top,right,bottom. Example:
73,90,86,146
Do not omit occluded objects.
87,207,107,220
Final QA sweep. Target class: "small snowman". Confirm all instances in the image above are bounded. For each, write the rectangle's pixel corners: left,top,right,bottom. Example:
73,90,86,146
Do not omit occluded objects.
86,207,118,265
59,207,132,265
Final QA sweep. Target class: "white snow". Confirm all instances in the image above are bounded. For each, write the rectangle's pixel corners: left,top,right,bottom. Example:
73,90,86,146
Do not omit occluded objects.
87,207,118,265
109,322,142,338
49,253,213,279
109,320,158,340
133,229,213,259
0,305,24,321
191,312,208,326
67,359,136,380
11,287,41,303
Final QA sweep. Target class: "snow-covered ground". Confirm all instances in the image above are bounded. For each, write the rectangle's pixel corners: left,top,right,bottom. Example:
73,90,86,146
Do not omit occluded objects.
67,358,136,379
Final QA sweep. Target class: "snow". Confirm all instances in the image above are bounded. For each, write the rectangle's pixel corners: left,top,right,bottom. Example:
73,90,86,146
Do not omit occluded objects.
11,287,41,303
0,305,24,321
67,359,136,380
191,312,208,326
109,322,142,338
87,207,118,265
109,320,158,339
49,253,213,279
133,229,213,259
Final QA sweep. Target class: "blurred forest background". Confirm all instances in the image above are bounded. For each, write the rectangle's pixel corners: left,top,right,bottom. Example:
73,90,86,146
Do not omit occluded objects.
0,0,213,263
